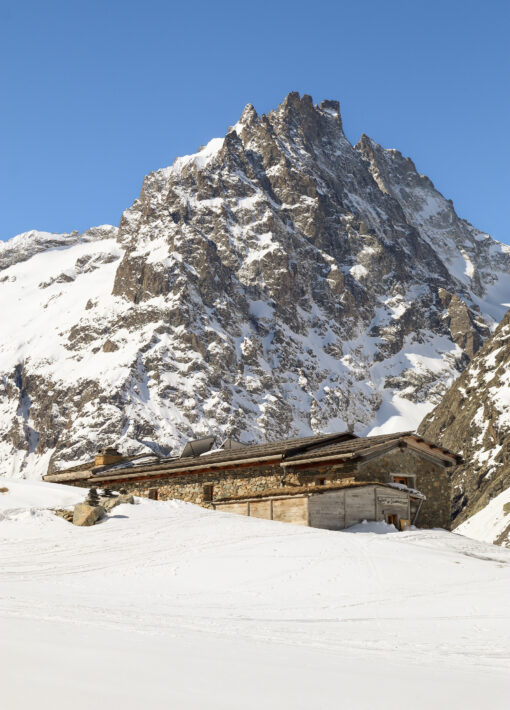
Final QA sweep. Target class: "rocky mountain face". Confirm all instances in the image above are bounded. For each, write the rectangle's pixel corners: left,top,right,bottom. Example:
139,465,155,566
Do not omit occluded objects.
419,308,510,533
1,92,510,478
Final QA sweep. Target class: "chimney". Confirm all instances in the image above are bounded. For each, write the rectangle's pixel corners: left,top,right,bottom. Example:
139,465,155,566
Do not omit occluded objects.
94,447,123,467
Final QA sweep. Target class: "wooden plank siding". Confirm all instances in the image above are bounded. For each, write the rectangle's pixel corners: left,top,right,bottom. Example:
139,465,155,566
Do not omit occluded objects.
249,500,272,520
374,488,410,523
308,490,346,530
214,484,413,531
272,497,308,525
219,502,248,516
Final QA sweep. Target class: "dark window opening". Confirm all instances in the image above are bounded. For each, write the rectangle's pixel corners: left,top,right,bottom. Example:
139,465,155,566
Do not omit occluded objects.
203,484,214,502
148,488,159,500
316,478,326,486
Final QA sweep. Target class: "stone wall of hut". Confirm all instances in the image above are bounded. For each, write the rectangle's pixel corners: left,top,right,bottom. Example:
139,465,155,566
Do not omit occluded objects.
92,463,351,508
358,448,453,529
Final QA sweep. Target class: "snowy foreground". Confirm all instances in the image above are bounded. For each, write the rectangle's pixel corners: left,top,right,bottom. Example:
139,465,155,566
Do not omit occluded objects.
1,481,509,710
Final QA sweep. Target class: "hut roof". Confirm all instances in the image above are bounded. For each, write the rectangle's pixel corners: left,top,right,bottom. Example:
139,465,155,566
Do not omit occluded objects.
43,430,462,484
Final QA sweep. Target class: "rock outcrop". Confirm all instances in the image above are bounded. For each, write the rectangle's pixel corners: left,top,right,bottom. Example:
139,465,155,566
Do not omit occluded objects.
1,93,510,478
419,309,510,526
101,493,135,512
58,492,135,525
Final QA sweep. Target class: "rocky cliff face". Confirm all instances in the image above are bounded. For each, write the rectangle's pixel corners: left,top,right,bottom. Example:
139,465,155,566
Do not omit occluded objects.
1,92,510,478
419,308,510,530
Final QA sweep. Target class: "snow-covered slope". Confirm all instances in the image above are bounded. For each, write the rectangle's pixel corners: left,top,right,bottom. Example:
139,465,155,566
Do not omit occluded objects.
2,93,510,478
456,487,510,547
1,483,509,710
0,478,83,516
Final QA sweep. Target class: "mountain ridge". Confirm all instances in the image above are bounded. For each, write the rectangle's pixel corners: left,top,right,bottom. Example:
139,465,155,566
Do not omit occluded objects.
1,92,509,478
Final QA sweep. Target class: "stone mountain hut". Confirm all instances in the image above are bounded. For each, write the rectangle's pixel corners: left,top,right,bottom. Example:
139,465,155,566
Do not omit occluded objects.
44,431,462,530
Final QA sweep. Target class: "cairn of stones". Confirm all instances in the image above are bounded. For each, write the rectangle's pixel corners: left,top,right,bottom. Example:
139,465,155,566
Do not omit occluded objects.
87,487,100,506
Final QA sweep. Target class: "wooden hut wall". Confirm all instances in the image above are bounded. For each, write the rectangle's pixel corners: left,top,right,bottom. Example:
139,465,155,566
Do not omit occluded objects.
249,500,272,520
343,487,378,528
374,487,410,522
272,497,308,525
308,490,346,530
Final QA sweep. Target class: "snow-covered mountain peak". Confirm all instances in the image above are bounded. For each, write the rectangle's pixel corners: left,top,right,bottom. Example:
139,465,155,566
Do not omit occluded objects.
237,102,259,127
1,93,510,478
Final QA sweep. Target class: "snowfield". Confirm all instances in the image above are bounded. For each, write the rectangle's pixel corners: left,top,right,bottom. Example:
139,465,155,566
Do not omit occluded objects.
1,480,509,709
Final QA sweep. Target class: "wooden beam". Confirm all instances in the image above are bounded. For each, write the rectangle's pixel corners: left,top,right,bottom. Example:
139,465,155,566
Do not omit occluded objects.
403,437,458,464
356,440,406,464
282,460,358,473
90,455,283,485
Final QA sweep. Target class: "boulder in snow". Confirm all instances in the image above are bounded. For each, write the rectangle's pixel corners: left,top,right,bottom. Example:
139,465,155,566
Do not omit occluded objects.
72,503,105,526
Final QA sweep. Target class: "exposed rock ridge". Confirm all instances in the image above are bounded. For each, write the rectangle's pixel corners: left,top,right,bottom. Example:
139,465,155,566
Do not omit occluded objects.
419,308,510,526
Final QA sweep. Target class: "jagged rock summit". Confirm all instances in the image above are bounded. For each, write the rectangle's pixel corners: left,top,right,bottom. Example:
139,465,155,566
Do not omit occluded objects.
1,92,510,478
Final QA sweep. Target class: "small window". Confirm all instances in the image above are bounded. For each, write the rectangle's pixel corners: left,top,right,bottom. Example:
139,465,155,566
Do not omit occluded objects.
203,484,214,502
148,488,159,500
393,476,409,486
316,478,326,486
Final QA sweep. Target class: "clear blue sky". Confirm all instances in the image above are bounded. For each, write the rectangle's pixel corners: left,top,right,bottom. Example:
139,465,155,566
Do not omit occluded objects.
1,0,509,243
